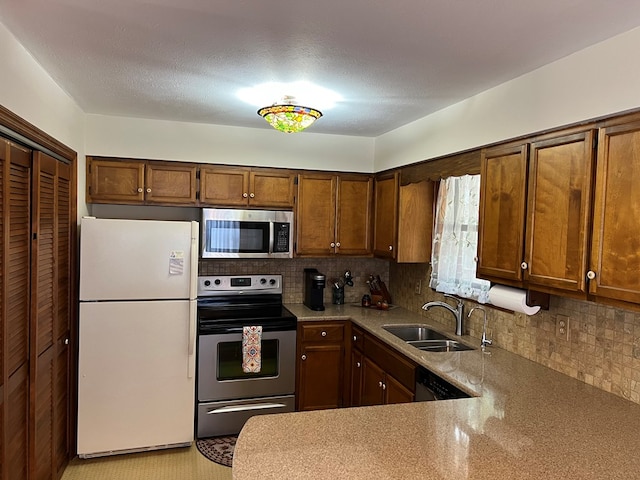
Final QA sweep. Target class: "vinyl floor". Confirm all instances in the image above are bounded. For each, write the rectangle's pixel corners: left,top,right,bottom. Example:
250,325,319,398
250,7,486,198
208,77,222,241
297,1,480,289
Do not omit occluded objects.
60,445,233,480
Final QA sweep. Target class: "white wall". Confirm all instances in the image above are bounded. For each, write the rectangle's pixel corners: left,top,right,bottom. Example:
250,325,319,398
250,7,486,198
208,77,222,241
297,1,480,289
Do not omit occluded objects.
374,26,640,171
0,22,88,216
85,114,375,173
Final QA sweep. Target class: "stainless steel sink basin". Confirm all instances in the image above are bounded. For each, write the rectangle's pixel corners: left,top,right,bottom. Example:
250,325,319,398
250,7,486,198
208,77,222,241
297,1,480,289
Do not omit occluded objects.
382,324,450,342
382,324,475,352
408,339,474,352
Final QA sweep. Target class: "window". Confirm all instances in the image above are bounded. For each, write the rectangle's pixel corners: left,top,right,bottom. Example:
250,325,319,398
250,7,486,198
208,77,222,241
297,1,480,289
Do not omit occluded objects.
429,174,490,303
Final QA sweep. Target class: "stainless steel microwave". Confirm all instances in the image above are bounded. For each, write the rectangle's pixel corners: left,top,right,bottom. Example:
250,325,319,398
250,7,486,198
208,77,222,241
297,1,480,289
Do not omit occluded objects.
201,208,294,259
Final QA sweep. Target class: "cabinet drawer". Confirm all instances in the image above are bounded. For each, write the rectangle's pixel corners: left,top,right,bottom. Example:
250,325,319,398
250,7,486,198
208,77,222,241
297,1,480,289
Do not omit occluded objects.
351,324,365,351
300,323,344,342
364,334,416,392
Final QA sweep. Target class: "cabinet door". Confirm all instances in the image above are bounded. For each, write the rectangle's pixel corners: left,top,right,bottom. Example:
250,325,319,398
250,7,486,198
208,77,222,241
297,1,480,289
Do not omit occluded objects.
477,144,528,284
384,374,414,404
349,349,363,407
297,343,344,411
397,180,435,263
86,157,145,204
525,131,595,292
590,121,640,302
295,174,337,256
336,175,373,256
373,172,398,258
146,162,197,205
199,166,250,206
360,357,384,406
31,346,54,480
249,169,295,208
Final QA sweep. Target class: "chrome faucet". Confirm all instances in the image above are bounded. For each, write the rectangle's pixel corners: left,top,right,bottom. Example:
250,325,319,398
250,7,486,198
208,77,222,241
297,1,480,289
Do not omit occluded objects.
468,306,492,349
422,294,465,336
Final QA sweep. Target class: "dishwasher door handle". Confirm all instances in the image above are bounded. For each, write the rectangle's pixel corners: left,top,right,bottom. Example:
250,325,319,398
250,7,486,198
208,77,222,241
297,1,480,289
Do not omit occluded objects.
206,403,287,414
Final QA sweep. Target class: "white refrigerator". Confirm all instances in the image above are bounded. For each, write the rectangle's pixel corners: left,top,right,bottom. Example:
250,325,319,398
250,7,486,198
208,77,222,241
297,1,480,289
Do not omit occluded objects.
77,217,199,458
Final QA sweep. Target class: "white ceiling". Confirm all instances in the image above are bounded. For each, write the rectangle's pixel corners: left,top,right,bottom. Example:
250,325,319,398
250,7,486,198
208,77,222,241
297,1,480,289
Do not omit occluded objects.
2,0,640,137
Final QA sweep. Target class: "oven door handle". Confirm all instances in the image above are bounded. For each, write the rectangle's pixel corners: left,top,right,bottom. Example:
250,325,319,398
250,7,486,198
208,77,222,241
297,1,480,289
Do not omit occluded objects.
206,403,287,414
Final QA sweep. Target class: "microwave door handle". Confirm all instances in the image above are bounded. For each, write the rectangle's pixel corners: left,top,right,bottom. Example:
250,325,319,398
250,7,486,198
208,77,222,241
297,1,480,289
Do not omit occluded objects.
269,221,275,254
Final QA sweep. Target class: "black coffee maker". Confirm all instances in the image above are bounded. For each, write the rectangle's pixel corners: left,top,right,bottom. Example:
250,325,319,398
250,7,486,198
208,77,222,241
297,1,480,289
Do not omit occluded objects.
303,268,326,311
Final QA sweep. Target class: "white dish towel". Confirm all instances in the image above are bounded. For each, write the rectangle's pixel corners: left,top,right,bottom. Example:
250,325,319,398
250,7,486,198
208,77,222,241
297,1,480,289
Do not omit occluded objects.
242,326,262,373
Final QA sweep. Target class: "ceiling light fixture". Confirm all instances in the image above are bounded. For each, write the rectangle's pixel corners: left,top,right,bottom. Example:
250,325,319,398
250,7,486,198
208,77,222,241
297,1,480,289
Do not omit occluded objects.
257,95,323,134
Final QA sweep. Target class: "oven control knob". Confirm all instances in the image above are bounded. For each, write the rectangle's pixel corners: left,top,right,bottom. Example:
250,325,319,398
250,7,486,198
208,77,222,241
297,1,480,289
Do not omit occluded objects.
204,280,211,287
269,278,276,285
260,278,267,285
214,279,221,286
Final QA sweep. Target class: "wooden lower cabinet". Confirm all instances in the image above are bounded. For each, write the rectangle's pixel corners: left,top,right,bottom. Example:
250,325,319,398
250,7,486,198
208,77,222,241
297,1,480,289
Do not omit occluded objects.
350,323,415,407
296,321,345,411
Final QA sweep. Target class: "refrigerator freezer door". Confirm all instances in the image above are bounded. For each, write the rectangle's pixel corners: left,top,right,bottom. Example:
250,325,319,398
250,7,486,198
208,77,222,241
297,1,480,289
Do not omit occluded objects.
79,217,198,301
77,300,196,456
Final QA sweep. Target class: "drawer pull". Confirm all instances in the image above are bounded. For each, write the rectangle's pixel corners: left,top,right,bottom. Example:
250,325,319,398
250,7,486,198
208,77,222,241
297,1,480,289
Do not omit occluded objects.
301,354,307,361
321,331,327,337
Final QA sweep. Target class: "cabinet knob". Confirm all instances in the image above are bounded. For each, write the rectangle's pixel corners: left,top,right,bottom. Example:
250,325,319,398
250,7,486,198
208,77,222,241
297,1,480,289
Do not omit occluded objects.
330,242,336,248
382,382,386,390
336,242,341,248
137,187,143,193
521,262,528,270
587,270,596,280
243,192,248,198
146,188,151,193
474,256,478,262
356,362,361,368
388,245,393,251
64,338,69,345
321,331,327,337
353,335,357,342
378,381,383,388
249,192,255,198
301,354,307,361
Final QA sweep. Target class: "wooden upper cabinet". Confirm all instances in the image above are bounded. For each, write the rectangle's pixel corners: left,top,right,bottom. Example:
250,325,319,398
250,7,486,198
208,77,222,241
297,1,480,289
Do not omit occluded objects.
590,120,640,303
396,180,435,263
250,168,295,208
477,143,528,285
524,131,595,292
335,175,373,256
86,157,145,204
296,173,372,256
86,157,197,205
145,162,197,204
199,165,295,208
296,173,337,256
373,172,399,259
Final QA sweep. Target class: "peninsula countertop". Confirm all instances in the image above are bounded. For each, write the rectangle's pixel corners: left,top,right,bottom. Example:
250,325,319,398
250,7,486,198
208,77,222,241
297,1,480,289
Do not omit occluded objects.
232,304,640,479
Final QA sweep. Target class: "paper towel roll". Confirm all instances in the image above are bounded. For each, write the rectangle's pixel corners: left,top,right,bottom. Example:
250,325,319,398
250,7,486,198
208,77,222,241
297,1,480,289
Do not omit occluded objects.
488,285,540,315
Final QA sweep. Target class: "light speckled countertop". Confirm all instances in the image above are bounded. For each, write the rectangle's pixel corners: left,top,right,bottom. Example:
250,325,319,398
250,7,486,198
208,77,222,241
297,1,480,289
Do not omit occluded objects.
233,304,640,479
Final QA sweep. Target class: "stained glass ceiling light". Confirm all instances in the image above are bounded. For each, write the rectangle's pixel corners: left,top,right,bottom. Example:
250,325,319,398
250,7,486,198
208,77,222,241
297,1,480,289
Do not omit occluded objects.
257,96,323,134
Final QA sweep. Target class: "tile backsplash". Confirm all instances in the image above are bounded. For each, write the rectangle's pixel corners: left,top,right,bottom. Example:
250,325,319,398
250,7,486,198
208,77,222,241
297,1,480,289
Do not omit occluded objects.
199,257,390,305
390,262,640,405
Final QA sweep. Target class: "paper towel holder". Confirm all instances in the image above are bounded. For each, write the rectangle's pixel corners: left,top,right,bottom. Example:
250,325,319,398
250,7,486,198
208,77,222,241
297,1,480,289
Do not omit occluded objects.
525,290,549,310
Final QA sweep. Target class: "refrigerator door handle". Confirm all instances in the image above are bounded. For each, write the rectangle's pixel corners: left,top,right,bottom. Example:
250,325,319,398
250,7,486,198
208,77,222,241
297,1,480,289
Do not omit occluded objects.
188,299,196,379
189,221,199,300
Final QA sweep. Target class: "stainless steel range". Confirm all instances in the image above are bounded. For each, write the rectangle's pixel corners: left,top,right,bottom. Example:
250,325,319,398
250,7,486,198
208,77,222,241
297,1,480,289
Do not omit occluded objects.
196,274,297,438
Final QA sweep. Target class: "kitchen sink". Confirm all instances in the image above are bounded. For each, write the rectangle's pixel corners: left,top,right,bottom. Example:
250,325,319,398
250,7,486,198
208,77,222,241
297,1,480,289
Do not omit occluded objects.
408,339,474,352
382,324,475,352
382,324,451,342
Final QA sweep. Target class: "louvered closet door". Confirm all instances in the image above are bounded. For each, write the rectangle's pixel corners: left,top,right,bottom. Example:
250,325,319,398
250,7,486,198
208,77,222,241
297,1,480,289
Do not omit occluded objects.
31,152,71,480
1,138,32,480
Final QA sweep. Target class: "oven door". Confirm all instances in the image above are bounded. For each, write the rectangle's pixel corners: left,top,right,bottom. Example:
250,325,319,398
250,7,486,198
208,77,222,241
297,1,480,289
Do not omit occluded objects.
197,328,296,402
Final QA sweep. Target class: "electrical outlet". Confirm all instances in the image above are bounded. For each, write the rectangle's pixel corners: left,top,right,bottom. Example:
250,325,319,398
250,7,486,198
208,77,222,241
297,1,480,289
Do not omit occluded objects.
414,280,422,295
556,315,570,341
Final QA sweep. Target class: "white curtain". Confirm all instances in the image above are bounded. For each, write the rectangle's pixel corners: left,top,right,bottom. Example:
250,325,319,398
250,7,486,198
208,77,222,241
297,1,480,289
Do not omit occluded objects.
429,174,490,303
